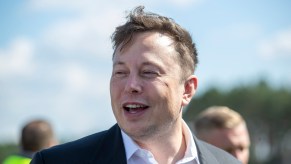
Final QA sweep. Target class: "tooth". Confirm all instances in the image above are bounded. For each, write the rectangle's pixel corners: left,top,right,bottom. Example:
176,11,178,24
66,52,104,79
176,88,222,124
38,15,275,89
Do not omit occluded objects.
126,104,143,108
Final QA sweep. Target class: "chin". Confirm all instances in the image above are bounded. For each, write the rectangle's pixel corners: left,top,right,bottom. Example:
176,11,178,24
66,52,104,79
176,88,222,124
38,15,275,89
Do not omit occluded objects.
124,124,154,138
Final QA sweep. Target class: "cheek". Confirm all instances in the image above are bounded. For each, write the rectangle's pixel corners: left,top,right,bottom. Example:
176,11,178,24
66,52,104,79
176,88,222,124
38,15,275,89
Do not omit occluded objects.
242,148,250,157
110,80,122,106
154,82,183,114
110,78,122,92
166,83,184,106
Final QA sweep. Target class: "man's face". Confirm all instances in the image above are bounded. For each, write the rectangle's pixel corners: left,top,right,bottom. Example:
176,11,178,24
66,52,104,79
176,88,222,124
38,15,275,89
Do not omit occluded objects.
110,32,197,140
205,123,250,164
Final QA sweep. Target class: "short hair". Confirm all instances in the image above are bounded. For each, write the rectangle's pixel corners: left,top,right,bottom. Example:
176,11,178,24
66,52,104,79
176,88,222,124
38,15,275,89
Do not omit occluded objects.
194,106,245,136
111,6,198,81
20,119,55,152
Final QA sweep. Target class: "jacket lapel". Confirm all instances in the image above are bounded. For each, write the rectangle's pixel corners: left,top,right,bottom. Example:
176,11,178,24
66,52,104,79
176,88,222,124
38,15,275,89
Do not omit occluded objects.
90,124,127,164
194,136,219,164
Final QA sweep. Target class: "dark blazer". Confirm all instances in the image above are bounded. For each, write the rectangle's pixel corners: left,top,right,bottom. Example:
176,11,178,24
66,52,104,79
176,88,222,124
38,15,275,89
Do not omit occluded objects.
31,124,241,164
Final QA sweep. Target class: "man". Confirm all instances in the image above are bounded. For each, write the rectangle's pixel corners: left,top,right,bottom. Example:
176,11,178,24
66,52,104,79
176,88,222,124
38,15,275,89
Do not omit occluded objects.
3,119,58,164
31,6,240,164
194,106,250,164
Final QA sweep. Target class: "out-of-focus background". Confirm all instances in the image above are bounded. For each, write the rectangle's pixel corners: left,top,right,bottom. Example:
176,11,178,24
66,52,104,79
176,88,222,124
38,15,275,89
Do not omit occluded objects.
0,0,290,163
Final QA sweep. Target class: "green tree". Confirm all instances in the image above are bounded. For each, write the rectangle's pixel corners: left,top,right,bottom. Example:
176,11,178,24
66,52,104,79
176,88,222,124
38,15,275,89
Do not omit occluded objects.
0,143,18,163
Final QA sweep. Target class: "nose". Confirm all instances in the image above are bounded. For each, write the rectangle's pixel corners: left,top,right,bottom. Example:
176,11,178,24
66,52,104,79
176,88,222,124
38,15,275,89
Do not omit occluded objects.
124,74,142,94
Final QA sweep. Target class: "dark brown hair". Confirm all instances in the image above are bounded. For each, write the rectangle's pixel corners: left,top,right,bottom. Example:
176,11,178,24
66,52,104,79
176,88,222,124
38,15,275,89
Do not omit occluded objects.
21,119,55,151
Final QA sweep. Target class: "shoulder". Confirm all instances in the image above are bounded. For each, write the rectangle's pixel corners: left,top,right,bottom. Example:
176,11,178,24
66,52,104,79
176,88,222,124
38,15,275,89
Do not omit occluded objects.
31,131,106,163
195,138,241,164
31,124,123,164
49,130,108,154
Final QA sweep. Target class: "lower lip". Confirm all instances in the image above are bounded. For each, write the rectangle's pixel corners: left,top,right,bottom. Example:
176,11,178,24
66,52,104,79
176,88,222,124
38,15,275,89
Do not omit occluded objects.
124,108,148,120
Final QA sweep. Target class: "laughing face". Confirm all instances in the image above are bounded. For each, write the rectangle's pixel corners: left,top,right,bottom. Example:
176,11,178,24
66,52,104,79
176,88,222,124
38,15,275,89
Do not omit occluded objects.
110,32,197,140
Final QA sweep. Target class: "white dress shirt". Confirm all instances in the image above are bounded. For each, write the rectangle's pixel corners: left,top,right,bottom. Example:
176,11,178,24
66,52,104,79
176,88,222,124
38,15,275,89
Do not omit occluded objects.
121,120,200,164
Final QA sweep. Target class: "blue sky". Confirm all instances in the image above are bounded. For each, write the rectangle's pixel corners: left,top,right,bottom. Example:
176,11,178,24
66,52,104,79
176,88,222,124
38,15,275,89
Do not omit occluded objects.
1,0,290,143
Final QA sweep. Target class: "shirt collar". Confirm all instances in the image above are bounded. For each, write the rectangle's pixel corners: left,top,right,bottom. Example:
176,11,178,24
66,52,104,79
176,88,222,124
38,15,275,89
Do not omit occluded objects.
121,120,200,163
121,129,140,161
178,120,200,163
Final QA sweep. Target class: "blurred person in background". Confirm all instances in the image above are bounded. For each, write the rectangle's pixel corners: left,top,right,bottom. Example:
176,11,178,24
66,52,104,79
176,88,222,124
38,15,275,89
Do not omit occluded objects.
2,119,58,164
194,106,250,164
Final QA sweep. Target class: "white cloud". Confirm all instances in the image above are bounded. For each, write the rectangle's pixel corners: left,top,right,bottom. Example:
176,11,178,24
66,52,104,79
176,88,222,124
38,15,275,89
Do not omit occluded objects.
0,38,35,76
258,28,291,60
31,1,140,58
41,14,117,57
62,62,91,92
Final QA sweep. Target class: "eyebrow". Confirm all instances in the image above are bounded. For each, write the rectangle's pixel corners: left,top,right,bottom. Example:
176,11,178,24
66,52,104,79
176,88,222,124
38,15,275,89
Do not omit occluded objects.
142,61,157,67
113,61,160,67
113,61,125,67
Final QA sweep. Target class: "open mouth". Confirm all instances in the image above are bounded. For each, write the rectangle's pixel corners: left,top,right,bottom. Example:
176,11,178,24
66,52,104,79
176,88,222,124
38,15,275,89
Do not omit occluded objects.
123,104,149,114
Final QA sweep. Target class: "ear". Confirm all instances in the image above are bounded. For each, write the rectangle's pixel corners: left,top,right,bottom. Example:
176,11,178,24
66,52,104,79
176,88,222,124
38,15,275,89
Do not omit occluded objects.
182,75,198,106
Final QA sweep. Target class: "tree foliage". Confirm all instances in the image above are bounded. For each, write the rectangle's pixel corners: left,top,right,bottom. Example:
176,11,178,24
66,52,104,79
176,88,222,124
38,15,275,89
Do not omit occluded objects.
0,144,18,163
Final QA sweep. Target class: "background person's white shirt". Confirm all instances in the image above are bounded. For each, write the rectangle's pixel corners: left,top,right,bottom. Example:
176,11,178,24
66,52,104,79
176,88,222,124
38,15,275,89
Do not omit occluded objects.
121,120,200,164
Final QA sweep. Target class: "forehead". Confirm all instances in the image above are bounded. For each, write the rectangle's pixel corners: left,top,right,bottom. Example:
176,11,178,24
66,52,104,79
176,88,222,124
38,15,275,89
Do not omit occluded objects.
116,32,174,53
113,32,178,65
210,123,250,147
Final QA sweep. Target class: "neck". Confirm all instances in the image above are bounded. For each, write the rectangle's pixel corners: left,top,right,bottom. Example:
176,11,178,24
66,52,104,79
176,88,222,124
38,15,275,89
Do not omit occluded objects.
135,119,186,164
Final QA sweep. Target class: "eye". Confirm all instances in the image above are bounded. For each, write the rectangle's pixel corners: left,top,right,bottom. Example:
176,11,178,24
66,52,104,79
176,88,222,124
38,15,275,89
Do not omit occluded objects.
237,146,245,152
144,71,156,74
113,70,127,78
141,70,159,78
